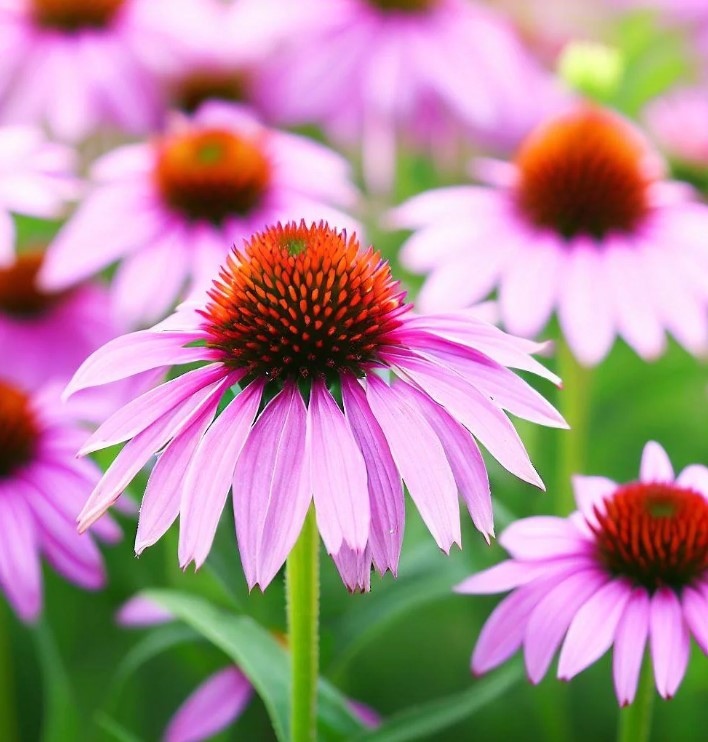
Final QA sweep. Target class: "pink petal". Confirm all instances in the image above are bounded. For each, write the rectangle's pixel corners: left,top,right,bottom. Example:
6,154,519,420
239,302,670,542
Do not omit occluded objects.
332,544,372,593
676,465,708,498
165,667,253,742
499,517,589,561
307,379,369,554
571,475,617,523
525,570,607,683
613,588,650,706
682,587,708,654
232,383,310,590
341,375,403,576
0,209,15,266
650,587,690,699
365,375,460,553
117,596,173,627
639,441,674,483
558,580,632,680
178,380,264,569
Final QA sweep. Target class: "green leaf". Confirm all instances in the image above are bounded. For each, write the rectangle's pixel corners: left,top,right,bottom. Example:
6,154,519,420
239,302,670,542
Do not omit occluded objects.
33,619,83,742
351,664,523,742
144,589,366,742
95,713,145,742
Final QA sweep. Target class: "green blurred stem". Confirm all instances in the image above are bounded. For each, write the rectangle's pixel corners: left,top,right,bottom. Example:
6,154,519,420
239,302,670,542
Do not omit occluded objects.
555,338,593,515
0,605,18,741
287,505,320,742
617,658,655,742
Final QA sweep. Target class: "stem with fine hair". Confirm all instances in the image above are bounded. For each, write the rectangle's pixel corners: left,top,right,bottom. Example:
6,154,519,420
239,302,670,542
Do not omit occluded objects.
555,336,593,515
287,505,320,742
617,657,655,742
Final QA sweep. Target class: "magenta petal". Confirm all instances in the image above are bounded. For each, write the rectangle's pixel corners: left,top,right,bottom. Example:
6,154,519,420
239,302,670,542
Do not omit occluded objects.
341,375,403,575
232,384,310,590
164,666,253,742
571,475,617,522
307,379,369,555
613,588,650,706
365,375,460,553
499,517,590,560
80,364,229,455
178,380,264,569
682,587,708,654
135,392,221,556
558,580,632,680
0,495,42,622
524,570,607,684
639,441,674,483
64,330,211,398
396,381,493,539
649,587,690,699
332,543,372,593
117,596,173,628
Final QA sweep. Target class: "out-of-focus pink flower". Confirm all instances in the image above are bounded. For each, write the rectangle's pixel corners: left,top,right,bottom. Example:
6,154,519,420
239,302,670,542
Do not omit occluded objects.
118,595,381,741
39,103,359,328
261,0,563,191
644,87,708,169
458,441,708,706
0,0,209,141
0,125,76,265
65,221,563,592
0,378,119,621
392,103,708,366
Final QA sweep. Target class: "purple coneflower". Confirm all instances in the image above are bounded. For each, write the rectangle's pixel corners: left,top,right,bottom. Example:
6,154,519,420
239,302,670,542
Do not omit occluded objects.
262,0,560,190
458,441,708,705
0,124,76,265
392,103,708,365
0,378,119,621
65,221,563,591
0,0,204,141
39,103,359,327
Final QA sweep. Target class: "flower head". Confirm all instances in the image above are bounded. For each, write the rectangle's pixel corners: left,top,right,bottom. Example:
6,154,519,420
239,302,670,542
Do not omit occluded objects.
39,103,358,327
0,0,207,140
392,103,708,365
0,378,119,621
66,221,563,592
0,125,76,265
262,0,562,190
457,441,708,705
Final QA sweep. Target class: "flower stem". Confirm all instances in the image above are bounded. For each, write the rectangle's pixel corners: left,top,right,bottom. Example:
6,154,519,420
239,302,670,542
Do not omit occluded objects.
617,657,655,742
0,604,18,741
555,337,593,515
287,505,320,742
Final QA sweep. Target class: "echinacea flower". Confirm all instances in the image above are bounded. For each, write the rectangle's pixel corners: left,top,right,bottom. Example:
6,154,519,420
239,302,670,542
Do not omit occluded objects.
392,103,708,365
262,0,561,190
0,124,76,265
0,378,120,621
457,441,708,705
0,0,204,141
65,221,564,592
118,595,381,741
39,103,359,327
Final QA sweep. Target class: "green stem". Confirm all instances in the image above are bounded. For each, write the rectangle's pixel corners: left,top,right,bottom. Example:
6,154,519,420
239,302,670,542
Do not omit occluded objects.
617,657,655,742
287,506,320,742
555,337,593,515
0,604,18,741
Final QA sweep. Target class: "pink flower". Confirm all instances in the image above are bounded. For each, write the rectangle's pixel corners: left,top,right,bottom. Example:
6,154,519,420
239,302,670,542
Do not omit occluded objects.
262,0,561,190
392,103,708,366
644,87,708,169
0,0,204,141
0,125,76,265
118,595,381,741
39,103,359,328
457,441,708,705
65,221,564,592
0,378,119,621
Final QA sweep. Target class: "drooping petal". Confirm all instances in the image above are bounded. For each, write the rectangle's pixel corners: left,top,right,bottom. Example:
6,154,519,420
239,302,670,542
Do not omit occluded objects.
639,441,674,483
232,383,310,590
613,588,650,706
499,517,590,561
650,587,690,699
365,375,460,553
307,379,369,555
178,380,264,568
332,544,372,593
558,580,632,680
165,667,254,742
341,375,403,575
682,587,708,654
